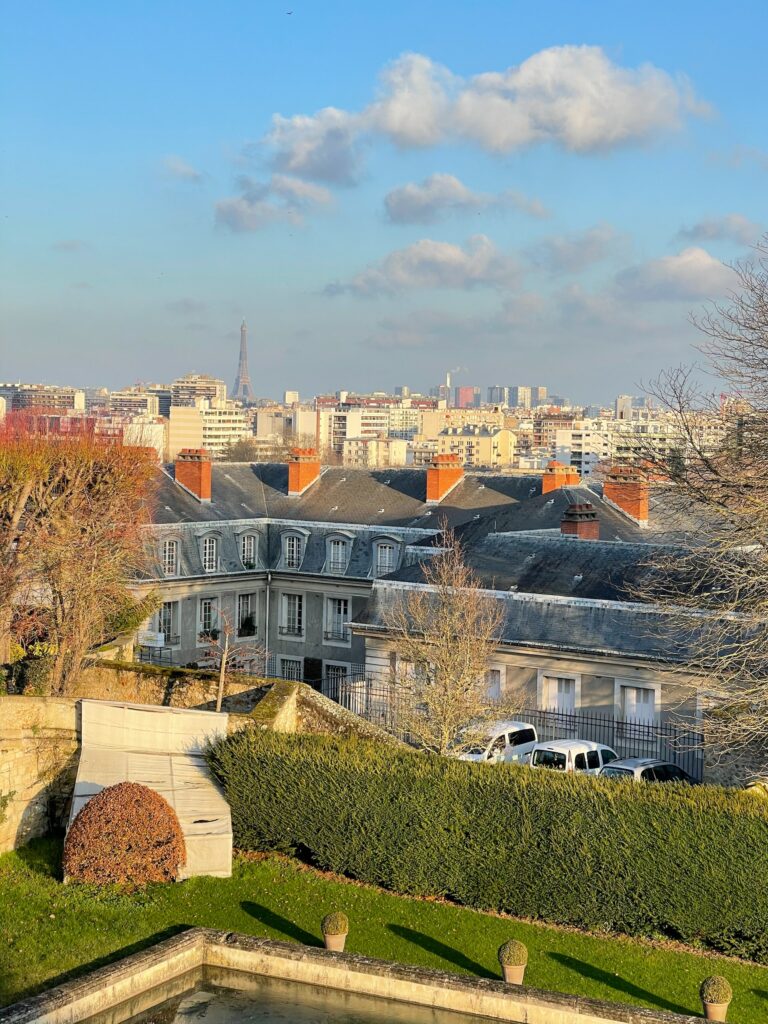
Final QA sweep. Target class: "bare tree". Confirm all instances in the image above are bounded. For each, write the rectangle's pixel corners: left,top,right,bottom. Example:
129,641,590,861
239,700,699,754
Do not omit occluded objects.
381,525,508,755
634,240,768,777
199,610,266,713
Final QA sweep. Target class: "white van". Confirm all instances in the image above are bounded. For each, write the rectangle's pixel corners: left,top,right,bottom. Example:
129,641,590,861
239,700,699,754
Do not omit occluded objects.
458,721,539,765
529,739,618,776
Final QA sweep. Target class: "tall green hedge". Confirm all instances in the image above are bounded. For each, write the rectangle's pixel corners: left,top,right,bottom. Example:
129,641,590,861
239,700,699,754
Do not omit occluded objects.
207,731,768,961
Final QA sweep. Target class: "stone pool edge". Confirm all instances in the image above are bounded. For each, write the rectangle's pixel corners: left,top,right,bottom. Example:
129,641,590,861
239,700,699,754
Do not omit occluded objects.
0,927,702,1024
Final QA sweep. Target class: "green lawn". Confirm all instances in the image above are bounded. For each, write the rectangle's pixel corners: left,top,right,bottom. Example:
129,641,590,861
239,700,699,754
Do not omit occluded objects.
1,840,767,1021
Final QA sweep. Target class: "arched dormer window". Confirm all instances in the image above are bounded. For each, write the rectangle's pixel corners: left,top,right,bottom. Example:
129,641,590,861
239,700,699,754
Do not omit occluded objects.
326,532,353,574
240,533,258,569
161,538,179,577
282,531,307,570
202,535,218,573
373,538,399,577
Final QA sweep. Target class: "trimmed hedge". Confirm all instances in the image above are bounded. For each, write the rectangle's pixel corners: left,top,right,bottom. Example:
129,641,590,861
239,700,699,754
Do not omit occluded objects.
207,731,768,961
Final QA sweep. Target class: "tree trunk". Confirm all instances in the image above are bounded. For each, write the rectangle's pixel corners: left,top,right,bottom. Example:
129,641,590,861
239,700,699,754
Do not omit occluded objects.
216,632,229,713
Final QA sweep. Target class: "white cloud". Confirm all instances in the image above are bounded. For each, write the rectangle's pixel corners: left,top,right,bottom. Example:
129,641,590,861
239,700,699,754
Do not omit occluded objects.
260,47,707,184
615,247,735,301
215,173,332,232
677,213,761,246
527,223,621,273
326,234,519,297
163,155,204,182
384,173,548,224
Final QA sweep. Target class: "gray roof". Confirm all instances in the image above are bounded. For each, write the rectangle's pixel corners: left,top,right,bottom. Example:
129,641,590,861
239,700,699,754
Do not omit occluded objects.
354,581,706,664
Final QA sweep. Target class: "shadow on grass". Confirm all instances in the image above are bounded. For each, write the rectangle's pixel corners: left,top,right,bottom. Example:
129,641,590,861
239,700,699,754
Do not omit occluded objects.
387,924,495,979
548,952,691,1015
241,901,319,946
11,836,65,879
4,926,190,1008
752,988,768,1001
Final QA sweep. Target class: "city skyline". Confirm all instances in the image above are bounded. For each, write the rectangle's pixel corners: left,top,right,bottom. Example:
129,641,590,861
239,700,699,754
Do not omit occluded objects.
2,1,767,402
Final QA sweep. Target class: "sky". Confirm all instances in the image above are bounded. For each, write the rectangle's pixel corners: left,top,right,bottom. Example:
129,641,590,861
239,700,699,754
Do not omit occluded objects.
2,0,768,404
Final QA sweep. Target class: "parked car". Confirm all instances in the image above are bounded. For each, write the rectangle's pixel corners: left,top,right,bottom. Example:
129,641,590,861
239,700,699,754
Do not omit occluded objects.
529,739,618,775
458,721,539,764
599,757,697,784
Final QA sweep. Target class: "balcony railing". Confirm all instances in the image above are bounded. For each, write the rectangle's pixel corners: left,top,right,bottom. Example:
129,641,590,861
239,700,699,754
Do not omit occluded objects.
279,624,303,637
324,626,350,642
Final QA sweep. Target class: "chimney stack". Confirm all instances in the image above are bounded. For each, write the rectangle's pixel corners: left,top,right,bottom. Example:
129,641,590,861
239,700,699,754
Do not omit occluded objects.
542,460,581,495
175,449,212,502
426,454,464,503
561,502,600,540
603,465,649,527
288,447,321,496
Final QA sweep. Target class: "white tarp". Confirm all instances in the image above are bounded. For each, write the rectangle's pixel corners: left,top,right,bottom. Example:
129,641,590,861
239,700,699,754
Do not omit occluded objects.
68,700,233,879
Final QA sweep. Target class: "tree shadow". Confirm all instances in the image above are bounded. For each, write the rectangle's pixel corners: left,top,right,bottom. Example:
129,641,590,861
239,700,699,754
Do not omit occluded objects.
11,836,65,878
548,952,691,1015
386,924,495,978
240,901,319,946
752,988,768,1001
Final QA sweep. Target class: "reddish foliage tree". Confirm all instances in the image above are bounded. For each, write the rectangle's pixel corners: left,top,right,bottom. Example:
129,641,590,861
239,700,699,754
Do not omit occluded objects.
63,781,186,887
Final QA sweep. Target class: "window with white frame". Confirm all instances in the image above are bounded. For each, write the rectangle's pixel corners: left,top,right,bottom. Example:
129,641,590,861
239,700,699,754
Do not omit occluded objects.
237,593,257,637
375,541,397,576
240,534,257,569
324,597,350,643
157,601,180,645
284,534,304,569
280,593,304,637
202,536,218,573
620,684,656,725
327,537,348,573
199,597,218,638
161,539,179,576
541,674,578,713
325,663,348,686
281,657,303,681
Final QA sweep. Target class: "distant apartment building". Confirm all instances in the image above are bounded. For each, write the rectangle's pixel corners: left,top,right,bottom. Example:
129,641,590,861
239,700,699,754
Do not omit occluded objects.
283,390,300,405
531,386,548,407
508,385,532,410
0,396,6,420
317,407,390,457
410,437,439,466
419,407,505,440
85,387,110,412
487,386,509,406
437,425,515,468
0,382,86,412
454,386,481,409
121,415,167,462
170,374,228,408
109,389,160,417
342,436,409,468
145,385,173,417
168,399,251,460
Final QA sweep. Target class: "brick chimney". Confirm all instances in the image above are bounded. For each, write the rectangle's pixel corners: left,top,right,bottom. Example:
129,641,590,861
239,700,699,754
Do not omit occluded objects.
426,454,464,503
561,502,600,540
542,460,581,495
175,448,212,502
288,447,321,496
603,465,649,527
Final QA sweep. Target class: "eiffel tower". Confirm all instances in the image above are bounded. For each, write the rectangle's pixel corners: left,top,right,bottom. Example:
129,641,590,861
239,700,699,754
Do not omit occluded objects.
232,319,255,403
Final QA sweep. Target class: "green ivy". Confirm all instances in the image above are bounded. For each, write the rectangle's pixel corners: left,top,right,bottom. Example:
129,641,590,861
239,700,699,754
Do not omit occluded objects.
207,730,768,963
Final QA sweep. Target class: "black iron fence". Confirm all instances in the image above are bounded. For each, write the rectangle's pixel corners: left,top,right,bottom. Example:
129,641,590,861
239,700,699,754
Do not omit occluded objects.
318,675,705,781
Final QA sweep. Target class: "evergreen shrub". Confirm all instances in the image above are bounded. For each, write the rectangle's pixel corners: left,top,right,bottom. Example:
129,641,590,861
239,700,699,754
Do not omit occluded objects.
321,911,349,935
207,731,768,961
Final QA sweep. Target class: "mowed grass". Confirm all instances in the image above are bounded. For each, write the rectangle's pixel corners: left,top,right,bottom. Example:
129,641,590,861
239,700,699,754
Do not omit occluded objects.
2,840,768,1020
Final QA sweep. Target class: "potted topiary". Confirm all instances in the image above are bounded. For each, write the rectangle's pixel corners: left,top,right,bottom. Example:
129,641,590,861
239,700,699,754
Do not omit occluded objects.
321,912,349,952
497,939,528,985
699,977,732,1021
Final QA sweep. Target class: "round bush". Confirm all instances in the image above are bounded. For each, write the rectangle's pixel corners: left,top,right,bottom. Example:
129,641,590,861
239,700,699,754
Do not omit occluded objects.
498,939,528,966
699,976,733,1004
321,911,349,935
63,782,185,887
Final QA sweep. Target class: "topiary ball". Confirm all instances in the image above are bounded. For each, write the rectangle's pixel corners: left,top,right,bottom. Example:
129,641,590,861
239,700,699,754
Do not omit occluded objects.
498,939,528,966
699,976,732,1004
63,781,186,887
321,911,349,935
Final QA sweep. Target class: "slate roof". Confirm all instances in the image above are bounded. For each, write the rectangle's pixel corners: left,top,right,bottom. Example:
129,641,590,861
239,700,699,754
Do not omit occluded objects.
354,581,707,665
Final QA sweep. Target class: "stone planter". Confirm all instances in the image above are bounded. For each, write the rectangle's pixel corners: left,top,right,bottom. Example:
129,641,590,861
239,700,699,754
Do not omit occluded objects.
501,964,526,985
702,1002,730,1021
323,931,347,952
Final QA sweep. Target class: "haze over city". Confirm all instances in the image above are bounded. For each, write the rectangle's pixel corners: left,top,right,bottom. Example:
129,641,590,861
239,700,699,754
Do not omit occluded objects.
3,0,767,402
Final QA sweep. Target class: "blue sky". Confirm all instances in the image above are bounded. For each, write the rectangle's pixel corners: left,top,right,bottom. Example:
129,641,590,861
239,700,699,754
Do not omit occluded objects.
2,0,767,403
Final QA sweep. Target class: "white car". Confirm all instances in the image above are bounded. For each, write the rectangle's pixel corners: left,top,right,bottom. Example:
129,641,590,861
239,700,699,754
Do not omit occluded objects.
458,721,539,764
529,739,618,776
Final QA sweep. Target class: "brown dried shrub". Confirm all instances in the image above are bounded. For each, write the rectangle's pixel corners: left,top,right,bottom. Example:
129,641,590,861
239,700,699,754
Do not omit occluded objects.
63,781,186,887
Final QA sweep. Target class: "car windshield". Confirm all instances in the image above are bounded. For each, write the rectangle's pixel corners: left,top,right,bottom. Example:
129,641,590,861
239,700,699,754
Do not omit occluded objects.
533,749,566,770
601,766,634,779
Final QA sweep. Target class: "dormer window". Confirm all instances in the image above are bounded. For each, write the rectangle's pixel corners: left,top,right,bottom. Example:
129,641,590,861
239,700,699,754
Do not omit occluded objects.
161,539,179,577
375,541,397,577
241,533,257,569
327,537,348,574
284,534,304,569
202,536,218,573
